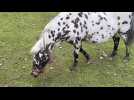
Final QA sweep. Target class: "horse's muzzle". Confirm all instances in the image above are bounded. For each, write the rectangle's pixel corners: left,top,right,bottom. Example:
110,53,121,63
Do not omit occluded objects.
31,67,43,77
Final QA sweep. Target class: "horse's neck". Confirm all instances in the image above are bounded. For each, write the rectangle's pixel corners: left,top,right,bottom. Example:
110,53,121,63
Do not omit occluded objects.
42,32,55,52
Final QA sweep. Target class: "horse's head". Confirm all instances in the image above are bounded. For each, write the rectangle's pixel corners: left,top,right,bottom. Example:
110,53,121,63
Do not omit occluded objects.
31,49,50,77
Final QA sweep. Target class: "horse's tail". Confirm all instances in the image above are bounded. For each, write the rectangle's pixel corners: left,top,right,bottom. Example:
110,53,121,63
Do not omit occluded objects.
127,12,134,46
31,37,44,54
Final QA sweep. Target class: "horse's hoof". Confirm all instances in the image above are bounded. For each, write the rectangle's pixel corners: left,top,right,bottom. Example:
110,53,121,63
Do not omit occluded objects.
108,57,113,61
109,52,117,58
87,61,95,64
123,56,130,63
87,59,97,64
69,67,75,71
69,65,77,71
87,61,91,64
108,54,115,60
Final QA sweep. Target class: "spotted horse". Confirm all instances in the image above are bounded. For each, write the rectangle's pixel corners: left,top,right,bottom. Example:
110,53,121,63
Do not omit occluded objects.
31,12,134,77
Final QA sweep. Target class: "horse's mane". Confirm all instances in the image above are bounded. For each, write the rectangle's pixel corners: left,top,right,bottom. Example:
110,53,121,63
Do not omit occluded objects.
31,36,44,54
31,28,52,54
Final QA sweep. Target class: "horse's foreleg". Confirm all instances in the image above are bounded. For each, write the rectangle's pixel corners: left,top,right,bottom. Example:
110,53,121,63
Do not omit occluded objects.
80,47,90,62
70,38,81,71
69,47,80,71
123,39,130,61
120,33,130,61
73,48,79,67
110,34,120,57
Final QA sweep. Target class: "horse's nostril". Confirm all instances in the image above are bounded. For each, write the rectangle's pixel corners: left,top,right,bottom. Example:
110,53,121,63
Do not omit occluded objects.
31,71,39,77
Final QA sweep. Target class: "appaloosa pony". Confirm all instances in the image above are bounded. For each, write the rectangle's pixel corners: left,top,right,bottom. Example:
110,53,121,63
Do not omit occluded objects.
31,12,134,77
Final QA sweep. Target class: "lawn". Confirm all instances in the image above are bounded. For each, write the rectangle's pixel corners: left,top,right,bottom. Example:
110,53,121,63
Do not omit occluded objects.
0,12,134,87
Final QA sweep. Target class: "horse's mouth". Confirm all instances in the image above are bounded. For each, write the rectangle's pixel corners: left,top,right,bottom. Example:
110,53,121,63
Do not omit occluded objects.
31,67,44,77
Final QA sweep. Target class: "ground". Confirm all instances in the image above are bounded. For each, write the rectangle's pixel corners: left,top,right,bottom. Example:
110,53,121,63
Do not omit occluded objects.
0,12,134,87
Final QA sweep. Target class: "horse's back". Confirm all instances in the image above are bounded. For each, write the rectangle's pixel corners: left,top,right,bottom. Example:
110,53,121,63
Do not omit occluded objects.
87,12,117,43
86,12,132,43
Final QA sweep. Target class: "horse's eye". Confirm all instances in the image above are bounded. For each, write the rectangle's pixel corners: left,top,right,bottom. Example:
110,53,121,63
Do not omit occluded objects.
42,56,45,60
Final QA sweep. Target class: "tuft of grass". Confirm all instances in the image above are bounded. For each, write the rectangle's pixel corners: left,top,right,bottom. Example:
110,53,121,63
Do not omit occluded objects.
0,12,134,87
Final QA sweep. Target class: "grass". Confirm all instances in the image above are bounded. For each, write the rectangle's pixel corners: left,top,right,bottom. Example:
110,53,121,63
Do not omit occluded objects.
0,12,134,87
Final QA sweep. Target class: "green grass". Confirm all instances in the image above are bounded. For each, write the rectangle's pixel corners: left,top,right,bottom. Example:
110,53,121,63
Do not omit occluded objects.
0,12,134,87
